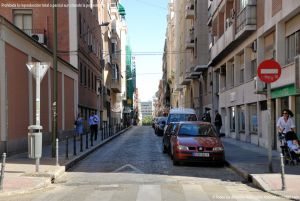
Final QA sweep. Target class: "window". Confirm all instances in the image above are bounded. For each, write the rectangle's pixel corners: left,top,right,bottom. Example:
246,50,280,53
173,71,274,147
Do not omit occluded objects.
228,62,234,88
112,64,118,80
13,10,32,33
238,105,245,132
230,107,235,131
84,66,87,86
250,59,257,79
286,30,300,64
80,63,83,84
88,69,90,88
240,54,244,84
249,103,257,133
94,75,97,92
240,0,248,10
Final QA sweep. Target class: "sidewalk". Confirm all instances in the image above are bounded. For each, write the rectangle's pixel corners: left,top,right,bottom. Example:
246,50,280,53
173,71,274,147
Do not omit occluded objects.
222,137,300,200
0,126,132,196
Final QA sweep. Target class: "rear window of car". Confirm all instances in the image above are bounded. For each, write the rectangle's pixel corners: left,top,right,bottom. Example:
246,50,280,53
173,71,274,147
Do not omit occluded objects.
178,124,217,137
168,114,197,123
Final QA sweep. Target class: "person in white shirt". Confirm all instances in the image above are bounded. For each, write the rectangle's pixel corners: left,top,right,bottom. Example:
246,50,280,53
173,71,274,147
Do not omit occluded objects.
277,109,296,134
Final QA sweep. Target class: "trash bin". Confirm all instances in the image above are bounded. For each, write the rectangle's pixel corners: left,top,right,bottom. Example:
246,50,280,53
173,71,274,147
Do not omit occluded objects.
28,125,43,159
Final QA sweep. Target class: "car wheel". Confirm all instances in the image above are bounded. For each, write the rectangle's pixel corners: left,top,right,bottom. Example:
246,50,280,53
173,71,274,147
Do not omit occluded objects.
162,141,167,153
173,157,179,166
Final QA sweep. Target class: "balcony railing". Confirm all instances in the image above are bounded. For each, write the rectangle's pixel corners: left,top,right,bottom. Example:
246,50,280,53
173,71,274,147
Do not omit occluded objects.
185,28,195,49
111,78,121,93
185,2,195,19
235,4,257,37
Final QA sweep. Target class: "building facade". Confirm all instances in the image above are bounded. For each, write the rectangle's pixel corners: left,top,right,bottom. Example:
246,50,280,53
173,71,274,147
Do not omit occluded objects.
162,0,300,150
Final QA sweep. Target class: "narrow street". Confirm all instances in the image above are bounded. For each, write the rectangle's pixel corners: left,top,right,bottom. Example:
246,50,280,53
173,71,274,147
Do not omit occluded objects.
3,126,288,201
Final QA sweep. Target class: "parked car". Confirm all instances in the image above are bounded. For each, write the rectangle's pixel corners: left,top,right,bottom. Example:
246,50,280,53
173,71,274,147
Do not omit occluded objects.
152,117,158,129
169,121,225,166
165,108,197,131
155,117,167,136
162,122,179,154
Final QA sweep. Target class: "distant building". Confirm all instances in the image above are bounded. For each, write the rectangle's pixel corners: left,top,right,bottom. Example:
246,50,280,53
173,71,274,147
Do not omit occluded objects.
140,101,153,119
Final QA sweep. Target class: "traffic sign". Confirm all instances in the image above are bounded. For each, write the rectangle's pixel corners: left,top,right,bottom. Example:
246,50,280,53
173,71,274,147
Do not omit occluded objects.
257,60,281,83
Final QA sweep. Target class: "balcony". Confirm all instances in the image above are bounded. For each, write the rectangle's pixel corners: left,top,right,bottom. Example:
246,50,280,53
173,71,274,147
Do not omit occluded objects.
185,28,195,49
111,53,119,64
185,3,195,19
111,78,121,93
180,72,191,85
190,66,202,78
23,29,47,45
235,4,257,40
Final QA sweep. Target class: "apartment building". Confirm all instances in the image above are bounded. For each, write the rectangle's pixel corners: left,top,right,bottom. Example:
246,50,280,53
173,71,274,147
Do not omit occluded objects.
208,0,300,149
163,0,209,118
0,15,77,154
140,101,153,119
101,0,127,128
162,0,300,150
0,0,128,153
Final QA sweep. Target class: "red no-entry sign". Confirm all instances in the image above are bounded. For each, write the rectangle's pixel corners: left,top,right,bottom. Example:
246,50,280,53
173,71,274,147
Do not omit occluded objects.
257,60,281,83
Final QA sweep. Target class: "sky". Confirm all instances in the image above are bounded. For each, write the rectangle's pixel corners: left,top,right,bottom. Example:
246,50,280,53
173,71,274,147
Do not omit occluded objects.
121,0,169,102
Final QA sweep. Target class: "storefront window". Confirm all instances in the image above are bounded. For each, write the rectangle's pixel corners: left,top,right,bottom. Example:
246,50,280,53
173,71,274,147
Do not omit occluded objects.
295,96,300,139
238,105,245,132
249,103,258,133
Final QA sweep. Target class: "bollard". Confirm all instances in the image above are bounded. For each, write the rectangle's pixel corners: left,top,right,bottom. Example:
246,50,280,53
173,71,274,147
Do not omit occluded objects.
85,132,88,149
65,136,69,159
0,153,6,191
56,138,59,166
73,134,77,156
280,153,286,191
80,134,83,152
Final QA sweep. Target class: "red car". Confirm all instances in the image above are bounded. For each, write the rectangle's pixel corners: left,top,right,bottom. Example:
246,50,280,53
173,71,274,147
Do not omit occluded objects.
170,121,225,166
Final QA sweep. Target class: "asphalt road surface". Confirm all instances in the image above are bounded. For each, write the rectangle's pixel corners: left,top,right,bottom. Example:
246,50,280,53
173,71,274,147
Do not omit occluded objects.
2,126,288,201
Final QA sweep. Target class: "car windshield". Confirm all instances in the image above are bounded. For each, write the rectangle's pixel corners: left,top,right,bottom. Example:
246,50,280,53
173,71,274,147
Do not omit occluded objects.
169,114,197,122
178,124,217,137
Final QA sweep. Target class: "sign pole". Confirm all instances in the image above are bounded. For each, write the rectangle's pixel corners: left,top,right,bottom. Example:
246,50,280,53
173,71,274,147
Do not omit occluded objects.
267,83,273,172
257,59,281,173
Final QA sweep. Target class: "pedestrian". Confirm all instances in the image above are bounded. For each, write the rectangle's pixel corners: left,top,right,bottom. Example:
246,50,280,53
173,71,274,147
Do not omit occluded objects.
93,112,100,140
214,110,222,136
89,112,99,141
202,107,211,123
277,109,296,135
75,113,84,137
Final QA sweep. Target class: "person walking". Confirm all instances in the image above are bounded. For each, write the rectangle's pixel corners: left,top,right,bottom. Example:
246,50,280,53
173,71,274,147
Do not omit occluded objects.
214,110,222,136
75,113,84,137
93,113,100,140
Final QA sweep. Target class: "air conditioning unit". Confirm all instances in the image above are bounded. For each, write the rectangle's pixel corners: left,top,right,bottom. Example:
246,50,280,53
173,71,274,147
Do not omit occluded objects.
31,34,45,44
252,40,257,52
254,76,266,94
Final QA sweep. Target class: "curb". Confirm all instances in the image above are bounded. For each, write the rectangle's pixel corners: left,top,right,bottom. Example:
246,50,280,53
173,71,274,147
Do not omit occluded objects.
225,160,252,182
0,177,51,197
64,126,132,171
225,161,299,201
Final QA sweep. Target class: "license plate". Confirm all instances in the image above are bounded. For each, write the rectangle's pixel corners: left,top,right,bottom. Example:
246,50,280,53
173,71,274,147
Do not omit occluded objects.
192,152,209,157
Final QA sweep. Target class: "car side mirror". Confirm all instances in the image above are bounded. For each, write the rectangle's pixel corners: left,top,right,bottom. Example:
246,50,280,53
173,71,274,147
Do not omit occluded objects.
219,133,225,138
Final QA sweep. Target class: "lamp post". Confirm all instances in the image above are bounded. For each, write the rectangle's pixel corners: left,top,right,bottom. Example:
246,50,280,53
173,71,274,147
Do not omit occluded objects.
27,62,50,172
52,0,58,157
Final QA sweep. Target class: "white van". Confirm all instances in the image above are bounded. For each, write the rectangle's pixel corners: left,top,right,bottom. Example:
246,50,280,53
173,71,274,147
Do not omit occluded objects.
166,108,197,125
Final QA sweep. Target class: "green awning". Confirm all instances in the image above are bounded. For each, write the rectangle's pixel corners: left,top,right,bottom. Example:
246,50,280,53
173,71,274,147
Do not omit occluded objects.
118,4,126,16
